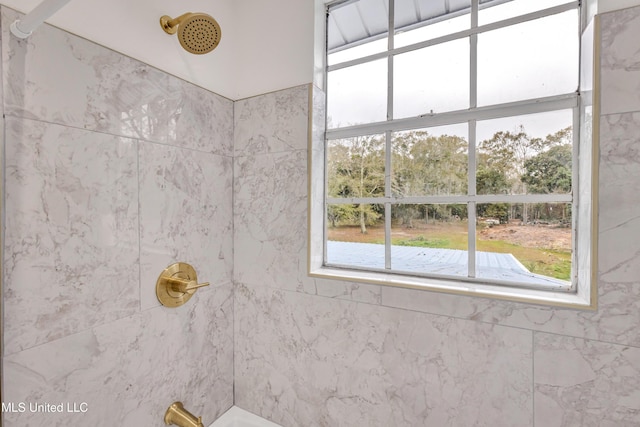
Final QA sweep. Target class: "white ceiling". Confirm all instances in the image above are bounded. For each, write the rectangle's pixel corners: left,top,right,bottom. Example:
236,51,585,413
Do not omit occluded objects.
0,0,315,100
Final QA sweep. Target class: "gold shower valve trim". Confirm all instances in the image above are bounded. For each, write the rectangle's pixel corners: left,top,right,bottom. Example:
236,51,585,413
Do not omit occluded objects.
156,262,210,307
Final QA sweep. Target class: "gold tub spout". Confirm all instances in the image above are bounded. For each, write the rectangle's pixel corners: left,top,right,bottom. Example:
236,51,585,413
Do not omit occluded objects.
164,402,204,427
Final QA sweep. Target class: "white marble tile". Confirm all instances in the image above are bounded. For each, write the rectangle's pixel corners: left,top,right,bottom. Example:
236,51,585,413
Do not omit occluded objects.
600,6,640,115
311,85,326,148
534,333,640,427
168,79,234,156
1,8,174,143
234,85,310,156
314,279,382,305
3,118,139,355
233,150,309,290
2,284,233,427
309,85,327,272
381,280,640,348
598,113,640,282
139,141,233,311
233,147,381,303
235,283,533,427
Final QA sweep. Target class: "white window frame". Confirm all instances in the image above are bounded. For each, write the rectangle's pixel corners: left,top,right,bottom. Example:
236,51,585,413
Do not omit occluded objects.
309,0,598,309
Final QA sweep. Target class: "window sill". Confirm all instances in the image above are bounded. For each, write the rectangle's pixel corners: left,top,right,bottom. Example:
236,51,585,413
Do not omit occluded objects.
309,265,596,310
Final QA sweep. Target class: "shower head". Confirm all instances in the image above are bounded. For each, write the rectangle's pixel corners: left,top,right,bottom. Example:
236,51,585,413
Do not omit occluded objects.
160,12,221,55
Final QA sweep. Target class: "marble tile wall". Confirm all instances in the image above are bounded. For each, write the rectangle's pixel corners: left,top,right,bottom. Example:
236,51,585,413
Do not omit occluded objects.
3,3,640,427
1,6,233,426
235,283,533,427
233,6,640,427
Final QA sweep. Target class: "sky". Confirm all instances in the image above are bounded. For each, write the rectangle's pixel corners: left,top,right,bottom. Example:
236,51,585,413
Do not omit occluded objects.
326,0,579,142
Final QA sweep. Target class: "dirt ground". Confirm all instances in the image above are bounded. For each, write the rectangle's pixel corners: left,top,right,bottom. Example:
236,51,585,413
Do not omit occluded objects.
479,223,571,251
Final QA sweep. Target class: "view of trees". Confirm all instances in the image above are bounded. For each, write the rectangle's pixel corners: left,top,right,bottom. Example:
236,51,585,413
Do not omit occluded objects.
327,126,573,231
327,135,384,233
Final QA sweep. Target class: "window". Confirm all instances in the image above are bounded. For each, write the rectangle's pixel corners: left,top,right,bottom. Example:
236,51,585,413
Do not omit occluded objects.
310,0,596,308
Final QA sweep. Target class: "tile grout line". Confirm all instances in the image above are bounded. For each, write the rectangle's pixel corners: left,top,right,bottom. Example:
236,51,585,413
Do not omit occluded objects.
253,283,640,351
231,100,237,409
1,113,235,159
137,138,142,314
532,330,535,427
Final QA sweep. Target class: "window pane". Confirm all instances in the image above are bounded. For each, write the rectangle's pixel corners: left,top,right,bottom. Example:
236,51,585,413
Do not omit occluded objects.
476,110,573,195
391,204,468,277
477,11,579,106
326,203,386,269
327,59,387,128
479,0,570,26
327,135,386,198
392,124,468,197
394,38,469,118
327,0,388,65
476,202,572,287
394,1,470,49
328,39,388,66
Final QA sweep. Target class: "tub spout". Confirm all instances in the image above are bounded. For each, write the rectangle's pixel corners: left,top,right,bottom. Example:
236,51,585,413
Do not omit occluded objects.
164,402,204,427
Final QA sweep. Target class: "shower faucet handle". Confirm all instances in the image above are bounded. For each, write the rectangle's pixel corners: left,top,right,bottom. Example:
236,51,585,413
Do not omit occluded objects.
167,277,210,293
156,262,210,308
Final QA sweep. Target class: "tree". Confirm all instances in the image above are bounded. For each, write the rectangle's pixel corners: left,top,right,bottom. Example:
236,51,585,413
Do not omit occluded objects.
327,125,572,230
392,130,468,227
476,167,509,195
327,204,357,228
327,134,385,233
479,126,542,195
392,131,468,197
521,144,572,194
484,203,509,223
544,127,573,146
477,125,573,223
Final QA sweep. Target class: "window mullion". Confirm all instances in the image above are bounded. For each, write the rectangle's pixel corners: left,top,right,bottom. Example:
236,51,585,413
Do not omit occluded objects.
385,202,392,269
385,0,394,270
387,0,394,121
468,201,477,278
470,1,478,109
468,0,479,278
385,130,392,270
326,93,579,140
571,105,580,283
469,121,478,278
327,193,573,205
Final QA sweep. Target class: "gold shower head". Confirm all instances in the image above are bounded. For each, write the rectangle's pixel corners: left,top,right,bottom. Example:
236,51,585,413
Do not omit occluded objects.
160,12,221,55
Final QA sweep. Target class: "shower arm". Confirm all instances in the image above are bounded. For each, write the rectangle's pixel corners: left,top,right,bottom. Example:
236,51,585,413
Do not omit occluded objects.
160,13,195,35
10,0,72,39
